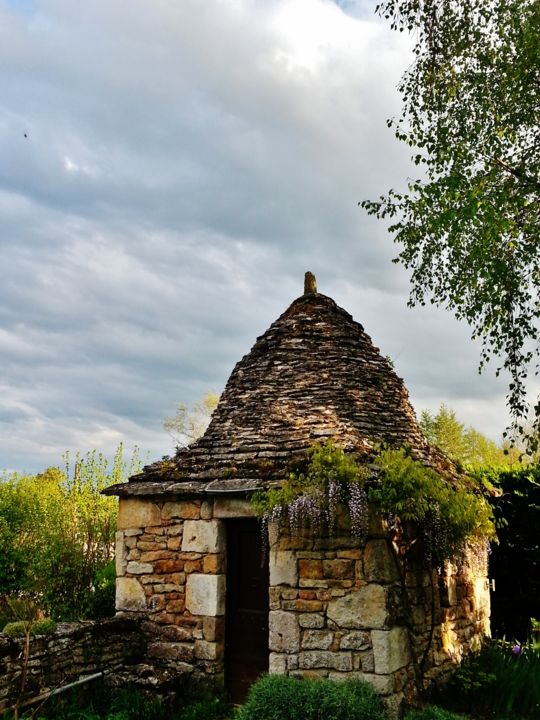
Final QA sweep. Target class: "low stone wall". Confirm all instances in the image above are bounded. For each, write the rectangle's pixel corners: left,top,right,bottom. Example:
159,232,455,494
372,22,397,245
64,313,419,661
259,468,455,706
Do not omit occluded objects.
0,617,145,713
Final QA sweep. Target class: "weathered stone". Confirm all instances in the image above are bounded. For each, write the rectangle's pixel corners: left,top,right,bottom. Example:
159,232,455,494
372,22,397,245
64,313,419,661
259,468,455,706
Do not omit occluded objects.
269,611,300,653
327,585,388,629
115,531,127,576
213,498,256,518
301,630,333,650
269,550,298,586
140,551,174,562
126,561,154,575
116,577,146,611
269,652,288,674
181,520,224,553
200,500,213,519
299,614,325,629
364,540,398,583
323,559,355,580
162,501,200,520
203,554,225,574
118,499,161,529
363,673,394,695
148,642,193,662
203,616,225,642
185,573,226,616
295,599,323,612
194,640,220,660
340,631,371,650
372,627,410,674
298,651,353,671
299,559,323,579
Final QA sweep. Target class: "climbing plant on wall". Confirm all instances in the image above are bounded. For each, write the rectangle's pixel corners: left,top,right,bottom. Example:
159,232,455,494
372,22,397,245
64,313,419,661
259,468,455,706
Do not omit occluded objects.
252,441,495,692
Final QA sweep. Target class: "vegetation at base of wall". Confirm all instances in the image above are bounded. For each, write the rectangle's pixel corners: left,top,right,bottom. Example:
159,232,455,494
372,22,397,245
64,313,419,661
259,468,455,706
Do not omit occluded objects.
446,639,540,719
236,675,386,720
0,444,143,623
8,684,233,720
404,707,467,720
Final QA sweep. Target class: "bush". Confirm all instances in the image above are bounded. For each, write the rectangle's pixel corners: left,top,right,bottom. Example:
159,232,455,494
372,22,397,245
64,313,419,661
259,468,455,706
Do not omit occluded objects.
449,639,540,718
405,707,467,720
3,618,56,637
237,675,386,720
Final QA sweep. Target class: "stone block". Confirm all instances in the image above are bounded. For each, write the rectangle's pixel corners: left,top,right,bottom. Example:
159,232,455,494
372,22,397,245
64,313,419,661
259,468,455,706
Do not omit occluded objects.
302,630,333,650
372,627,410,674
118,499,160,530
148,641,193,662
181,520,224,553
340,631,371,650
269,653,288,674
126,561,154,575
323,559,355,580
364,540,398,583
115,531,127,576
327,584,388,629
299,614,325,629
203,554,225,574
203,616,224,642
269,549,298,586
299,559,323,579
185,573,226,616
162,501,200,520
194,639,220,660
269,611,300,653
298,651,353,671
116,577,146,611
363,673,394,695
213,498,256,518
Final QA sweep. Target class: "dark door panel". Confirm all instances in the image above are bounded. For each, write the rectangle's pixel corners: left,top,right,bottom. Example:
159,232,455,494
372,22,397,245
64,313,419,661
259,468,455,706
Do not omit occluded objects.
225,519,269,703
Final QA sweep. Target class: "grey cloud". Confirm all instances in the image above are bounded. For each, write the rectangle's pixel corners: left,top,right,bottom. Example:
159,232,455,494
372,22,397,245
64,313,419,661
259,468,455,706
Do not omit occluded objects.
0,0,527,472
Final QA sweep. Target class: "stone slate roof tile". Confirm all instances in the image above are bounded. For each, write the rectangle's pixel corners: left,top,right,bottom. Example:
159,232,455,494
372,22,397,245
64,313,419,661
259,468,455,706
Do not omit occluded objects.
106,280,457,497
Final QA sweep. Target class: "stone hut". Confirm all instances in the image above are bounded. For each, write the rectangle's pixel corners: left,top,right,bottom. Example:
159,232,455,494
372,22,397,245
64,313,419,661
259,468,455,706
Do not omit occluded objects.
106,274,490,713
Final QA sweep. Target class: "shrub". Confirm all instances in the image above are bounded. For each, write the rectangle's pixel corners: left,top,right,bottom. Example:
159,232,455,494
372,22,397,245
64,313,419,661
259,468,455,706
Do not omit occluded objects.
449,639,540,718
3,618,56,637
237,675,386,720
405,707,467,720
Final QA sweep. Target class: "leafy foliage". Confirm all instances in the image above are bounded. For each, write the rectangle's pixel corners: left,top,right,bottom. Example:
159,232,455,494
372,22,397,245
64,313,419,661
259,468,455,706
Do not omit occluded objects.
3,617,56,637
470,463,540,639
251,441,370,538
373,447,494,566
362,0,540,448
404,707,466,720
449,639,540,719
163,392,219,447
253,442,494,568
420,404,520,467
237,675,386,720
0,444,142,622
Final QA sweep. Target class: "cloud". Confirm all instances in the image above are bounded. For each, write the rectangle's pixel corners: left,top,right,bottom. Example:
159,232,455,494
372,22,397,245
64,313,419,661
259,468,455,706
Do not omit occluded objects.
0,0,529,472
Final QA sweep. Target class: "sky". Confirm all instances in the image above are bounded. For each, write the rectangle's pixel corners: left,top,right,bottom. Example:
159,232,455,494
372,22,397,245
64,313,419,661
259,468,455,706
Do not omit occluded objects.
0,0,530,474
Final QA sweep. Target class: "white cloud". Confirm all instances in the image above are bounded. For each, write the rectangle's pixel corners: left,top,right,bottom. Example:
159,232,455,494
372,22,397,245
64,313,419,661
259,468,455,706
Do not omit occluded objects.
0,0,530,472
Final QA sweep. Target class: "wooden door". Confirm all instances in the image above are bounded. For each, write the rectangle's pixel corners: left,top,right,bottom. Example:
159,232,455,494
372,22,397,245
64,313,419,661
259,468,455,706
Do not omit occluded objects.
225,519,269,703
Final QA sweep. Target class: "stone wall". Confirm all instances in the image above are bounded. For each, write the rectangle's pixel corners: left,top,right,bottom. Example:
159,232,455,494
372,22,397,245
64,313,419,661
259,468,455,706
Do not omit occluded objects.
267,522,490,714
0,617,144,714
115,495,490,713
115,496,229,680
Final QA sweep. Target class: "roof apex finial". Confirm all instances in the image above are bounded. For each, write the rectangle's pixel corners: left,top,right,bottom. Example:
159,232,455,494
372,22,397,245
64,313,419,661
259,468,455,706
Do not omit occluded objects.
304,271,317,295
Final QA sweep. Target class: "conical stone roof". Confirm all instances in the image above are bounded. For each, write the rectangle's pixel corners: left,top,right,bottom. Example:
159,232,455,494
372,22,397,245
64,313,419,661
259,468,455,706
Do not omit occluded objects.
108,276,456,497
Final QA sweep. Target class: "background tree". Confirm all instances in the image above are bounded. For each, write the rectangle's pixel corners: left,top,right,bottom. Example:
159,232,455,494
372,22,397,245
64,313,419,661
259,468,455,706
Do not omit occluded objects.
0,444,142,624
420,404,520,466
362,0,540,448
163,391,219,447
